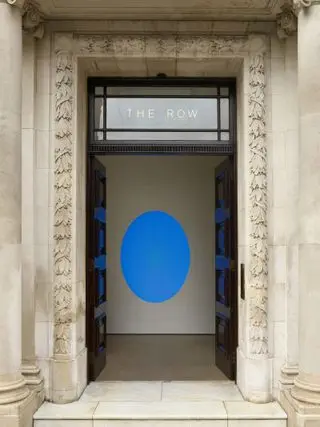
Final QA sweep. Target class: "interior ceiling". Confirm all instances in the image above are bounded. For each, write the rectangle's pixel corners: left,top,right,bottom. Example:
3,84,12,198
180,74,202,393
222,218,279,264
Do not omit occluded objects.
40,0,281,21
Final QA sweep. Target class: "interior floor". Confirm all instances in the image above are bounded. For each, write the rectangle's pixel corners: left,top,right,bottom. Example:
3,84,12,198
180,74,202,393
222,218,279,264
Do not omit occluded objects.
96,334,228,381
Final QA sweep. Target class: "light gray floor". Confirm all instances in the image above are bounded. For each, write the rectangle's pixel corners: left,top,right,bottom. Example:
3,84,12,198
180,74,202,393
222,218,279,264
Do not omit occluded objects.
96,334,228,381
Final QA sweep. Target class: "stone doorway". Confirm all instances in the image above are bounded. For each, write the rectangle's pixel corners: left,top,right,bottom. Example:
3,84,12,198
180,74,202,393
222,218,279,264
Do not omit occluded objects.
50,32,271,404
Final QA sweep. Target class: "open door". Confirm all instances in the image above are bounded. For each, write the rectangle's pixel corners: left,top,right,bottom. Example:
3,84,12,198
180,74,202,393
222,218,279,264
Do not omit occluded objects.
86,156,107,381
215,157,237,379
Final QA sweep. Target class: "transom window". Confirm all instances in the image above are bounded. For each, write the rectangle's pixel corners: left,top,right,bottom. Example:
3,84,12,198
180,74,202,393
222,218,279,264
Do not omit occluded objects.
88,78,236,154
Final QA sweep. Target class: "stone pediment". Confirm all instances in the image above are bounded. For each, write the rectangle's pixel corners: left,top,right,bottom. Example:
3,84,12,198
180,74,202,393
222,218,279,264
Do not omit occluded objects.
38,0,280,20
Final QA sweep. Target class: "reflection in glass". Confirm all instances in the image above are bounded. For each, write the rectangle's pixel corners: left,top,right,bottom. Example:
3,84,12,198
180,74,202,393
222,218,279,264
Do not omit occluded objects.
221,132,230,141
220,87,229,96
95,87,104,95
220,99,229,129
94,131,104,141
94,98,104,129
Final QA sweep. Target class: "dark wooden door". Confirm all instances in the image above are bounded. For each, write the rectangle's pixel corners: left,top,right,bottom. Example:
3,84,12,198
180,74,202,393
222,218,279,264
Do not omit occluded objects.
215,157,237,379
86,156,107,381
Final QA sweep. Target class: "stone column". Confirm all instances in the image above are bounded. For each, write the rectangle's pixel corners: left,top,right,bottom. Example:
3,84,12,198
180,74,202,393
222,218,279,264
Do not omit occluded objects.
0,0,30,408
19,2,44,401
276,5,300,390
20,33,44,399
279,32,299,390
281,1,320,425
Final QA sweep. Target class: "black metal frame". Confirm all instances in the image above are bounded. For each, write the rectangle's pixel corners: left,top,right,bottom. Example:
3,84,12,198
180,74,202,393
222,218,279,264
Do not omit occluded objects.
87,77,236,155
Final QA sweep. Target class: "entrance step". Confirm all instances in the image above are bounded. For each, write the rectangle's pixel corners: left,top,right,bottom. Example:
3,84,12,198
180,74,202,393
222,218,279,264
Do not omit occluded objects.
34,400,287,427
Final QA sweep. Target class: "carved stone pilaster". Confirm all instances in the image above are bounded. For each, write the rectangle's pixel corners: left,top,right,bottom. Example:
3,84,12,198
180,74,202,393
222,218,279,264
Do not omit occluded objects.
276,3,297,39
248,48,268,356
53,35,74,357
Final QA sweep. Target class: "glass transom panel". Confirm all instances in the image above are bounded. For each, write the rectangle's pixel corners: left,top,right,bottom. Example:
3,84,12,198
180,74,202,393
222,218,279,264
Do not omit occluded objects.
90,83,233,144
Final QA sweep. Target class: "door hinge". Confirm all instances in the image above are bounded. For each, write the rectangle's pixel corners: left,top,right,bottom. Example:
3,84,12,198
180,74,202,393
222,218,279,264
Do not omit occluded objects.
232,352,236,364
89,258,94,272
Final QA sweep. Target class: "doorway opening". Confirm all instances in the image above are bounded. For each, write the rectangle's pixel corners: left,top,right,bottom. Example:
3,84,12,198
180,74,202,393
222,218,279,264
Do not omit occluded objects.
86,78,238,384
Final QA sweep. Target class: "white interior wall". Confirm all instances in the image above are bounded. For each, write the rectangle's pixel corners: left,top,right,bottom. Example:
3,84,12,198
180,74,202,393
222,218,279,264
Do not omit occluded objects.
98,155,225,334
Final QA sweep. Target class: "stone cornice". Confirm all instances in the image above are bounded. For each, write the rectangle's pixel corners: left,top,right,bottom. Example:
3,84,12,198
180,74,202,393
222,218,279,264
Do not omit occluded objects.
276,2,297,39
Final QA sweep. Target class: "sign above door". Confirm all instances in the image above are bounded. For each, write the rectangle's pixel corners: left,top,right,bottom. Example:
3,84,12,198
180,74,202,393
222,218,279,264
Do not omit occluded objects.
106,98,218,130
88,78,236,154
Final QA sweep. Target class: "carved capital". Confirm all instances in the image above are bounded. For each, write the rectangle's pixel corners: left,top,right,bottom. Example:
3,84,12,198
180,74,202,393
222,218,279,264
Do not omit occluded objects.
6,0,26,9
293,0,320,14
276,3,297,39
22,0,44,39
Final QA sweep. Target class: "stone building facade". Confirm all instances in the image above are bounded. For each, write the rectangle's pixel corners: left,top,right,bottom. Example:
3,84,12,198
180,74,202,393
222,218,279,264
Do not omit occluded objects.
0,0,320,426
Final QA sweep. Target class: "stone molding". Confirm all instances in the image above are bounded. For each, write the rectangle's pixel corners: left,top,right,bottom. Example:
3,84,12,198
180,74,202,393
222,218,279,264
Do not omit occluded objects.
47,20,276,36
53,34,74,357
0,375,30,405
276,3,297,39
52,32,269,357
21,363,44,392
248,48,268,355
280,364,299,388
76,34,261,57
292,371,320,404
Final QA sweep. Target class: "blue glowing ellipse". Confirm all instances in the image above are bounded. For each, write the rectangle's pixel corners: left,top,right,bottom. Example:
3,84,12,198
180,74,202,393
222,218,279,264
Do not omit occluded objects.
120,211,190,303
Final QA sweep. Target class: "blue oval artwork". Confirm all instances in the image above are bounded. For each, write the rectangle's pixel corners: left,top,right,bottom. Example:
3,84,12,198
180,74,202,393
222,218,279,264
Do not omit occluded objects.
120,211,190,303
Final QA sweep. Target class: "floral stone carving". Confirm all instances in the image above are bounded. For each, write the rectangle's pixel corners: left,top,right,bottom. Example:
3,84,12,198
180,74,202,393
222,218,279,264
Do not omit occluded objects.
248,52,268,355
53,32,269,358
53,47,74,355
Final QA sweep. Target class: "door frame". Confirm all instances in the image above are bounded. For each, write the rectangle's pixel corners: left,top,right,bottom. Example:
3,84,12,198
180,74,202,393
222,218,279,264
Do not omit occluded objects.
214,154,238,380
85,77,238,382
86,155,108,381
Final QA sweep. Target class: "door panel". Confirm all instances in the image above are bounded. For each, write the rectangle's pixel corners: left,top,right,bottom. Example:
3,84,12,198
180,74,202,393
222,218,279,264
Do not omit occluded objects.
86,156,107,381
215,157,237,379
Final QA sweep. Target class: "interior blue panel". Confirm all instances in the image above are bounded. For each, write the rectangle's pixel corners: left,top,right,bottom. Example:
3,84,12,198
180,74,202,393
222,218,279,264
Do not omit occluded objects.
94,254,106,270
94,207,106,223
215,180,230,306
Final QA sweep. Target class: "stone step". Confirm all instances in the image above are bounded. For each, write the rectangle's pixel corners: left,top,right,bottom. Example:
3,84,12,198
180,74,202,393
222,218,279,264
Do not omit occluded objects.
33,400,287,427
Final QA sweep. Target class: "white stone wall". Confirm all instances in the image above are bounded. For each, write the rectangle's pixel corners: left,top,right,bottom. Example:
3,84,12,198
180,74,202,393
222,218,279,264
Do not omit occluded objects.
237,34,299,400
268,35,299,398
22,35,37,375
268,35,287,399
98,155,223,334
20,27,299,402
33,34,53,399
